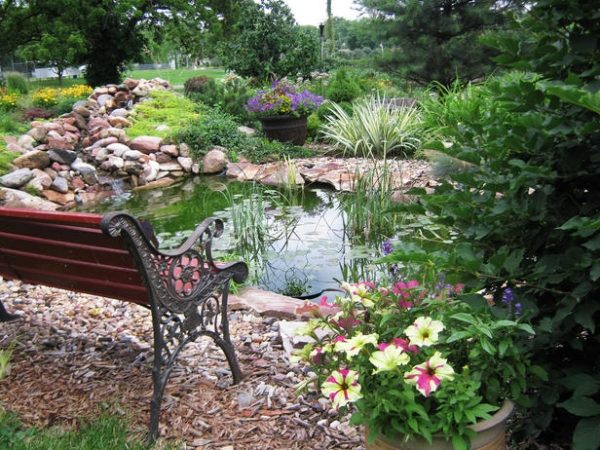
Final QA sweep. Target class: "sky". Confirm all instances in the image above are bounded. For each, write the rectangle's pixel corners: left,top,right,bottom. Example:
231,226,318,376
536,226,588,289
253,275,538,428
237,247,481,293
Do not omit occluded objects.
283,0,362,26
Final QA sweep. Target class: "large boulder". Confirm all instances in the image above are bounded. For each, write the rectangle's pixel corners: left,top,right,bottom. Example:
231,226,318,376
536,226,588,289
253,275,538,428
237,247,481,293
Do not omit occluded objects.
202,148,229,174
0,168,35,188
0,187,59,210
130,136,162,154
13,150,50,170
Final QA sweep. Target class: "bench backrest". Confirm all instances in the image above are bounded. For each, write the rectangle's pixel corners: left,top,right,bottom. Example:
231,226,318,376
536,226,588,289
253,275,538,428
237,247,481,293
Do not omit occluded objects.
0,208,149,305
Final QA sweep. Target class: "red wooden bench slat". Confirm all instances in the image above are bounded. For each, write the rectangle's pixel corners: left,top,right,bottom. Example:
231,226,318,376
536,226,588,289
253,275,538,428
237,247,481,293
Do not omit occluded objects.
9,265,149,305
2,249,144,287
0,207,102,225
0,218,126,250
0,232,137,269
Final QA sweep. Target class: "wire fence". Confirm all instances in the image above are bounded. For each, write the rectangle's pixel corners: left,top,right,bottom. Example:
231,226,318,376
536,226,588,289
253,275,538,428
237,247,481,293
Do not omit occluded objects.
0,61,176,79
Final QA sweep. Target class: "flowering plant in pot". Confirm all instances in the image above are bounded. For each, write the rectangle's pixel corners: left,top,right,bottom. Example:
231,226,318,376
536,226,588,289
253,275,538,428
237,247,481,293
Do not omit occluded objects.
295,281,537,450
246,80,323,145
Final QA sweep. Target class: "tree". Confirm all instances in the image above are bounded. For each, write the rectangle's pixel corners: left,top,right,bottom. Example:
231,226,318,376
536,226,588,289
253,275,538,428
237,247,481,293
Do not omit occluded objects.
220,0,319,80
357,0,520,86
19,25,85,84
2,0,239,86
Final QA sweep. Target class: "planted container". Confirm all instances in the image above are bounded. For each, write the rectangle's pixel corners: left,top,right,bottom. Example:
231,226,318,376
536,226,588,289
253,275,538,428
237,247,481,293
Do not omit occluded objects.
259,115,308,146
366,400,514,450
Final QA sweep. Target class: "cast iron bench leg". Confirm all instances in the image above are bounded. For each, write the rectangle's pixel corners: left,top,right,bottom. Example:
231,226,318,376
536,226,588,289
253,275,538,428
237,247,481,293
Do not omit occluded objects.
101,213,247,443
0,300,19,322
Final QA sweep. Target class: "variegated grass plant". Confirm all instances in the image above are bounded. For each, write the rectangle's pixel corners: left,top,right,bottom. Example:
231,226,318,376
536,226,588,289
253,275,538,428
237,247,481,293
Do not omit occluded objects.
321,94,422,159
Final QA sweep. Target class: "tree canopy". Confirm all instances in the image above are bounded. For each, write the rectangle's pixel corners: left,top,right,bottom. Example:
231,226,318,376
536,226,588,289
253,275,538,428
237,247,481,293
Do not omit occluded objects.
357,0,522,86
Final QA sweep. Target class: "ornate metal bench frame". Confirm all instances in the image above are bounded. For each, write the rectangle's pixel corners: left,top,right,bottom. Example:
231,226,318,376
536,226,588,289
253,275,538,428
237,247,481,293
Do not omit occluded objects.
101,213,248,441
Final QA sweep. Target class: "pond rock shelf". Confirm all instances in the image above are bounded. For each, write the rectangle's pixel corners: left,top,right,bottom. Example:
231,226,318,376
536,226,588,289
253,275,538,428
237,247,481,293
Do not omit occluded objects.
226,157,436,197
1,78,195,211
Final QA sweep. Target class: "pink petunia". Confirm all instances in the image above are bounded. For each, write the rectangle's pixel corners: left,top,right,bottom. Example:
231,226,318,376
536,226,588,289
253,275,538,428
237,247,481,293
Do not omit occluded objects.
404,352,455,397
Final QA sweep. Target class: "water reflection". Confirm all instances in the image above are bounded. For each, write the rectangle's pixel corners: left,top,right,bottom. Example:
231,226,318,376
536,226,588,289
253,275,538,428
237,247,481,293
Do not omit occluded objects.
80,176,390,295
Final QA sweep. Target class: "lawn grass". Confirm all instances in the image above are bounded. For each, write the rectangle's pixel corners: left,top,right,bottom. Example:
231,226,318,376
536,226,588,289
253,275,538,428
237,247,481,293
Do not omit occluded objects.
27,68,226,89
0,408,173,450
125,67,226,86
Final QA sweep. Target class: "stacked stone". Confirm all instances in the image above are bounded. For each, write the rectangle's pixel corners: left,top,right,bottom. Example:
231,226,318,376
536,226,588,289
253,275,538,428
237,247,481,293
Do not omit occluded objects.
1,78,197,209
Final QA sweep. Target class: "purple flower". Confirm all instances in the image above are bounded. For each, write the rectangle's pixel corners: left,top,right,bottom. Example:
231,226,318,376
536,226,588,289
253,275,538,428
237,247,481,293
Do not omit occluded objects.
381,239,393,256
246,80,322,117
514,303,522,317
502,287,514,305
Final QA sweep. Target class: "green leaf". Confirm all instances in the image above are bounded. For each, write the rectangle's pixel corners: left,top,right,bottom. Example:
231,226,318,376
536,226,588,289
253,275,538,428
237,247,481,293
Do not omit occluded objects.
503,248,524,273
517,323,535,334
529,365,549,381
590,263,600,281
574,301,600,333
480,337,496,355
561,374,600,397
559,397,600,417
446,331,472,343
573,416,600,450
452,435,469,450
451,313,476,324
498,340,509,356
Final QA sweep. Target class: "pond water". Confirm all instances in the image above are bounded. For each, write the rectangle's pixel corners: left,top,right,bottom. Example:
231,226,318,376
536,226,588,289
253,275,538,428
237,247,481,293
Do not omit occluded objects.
81,176,391,297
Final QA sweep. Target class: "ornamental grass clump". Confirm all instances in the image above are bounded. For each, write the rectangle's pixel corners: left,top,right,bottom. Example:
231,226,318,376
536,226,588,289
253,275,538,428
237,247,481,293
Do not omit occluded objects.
296,280,537,449
246,80,323,118
321,94,421,159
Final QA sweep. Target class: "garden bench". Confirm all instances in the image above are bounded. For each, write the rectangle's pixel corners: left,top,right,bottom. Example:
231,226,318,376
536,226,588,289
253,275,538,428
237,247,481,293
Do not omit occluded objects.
0,207,248,441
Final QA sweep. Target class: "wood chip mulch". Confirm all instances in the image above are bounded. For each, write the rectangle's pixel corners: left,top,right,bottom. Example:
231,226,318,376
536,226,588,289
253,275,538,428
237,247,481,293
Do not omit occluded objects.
0,280,363,449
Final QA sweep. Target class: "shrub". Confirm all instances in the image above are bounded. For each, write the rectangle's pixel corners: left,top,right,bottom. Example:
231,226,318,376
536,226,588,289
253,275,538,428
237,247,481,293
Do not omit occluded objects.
5,72,28,95
185,73,255,124
326,68,362,103
0,143,18,176
0,112,28,135
306,113,321,141
322,95,422,159
22,107,55,121
184,76,214,96
176,109,246,159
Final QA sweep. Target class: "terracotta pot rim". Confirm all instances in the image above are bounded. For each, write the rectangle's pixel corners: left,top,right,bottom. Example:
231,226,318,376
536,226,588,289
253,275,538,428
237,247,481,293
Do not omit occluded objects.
469,399,514,433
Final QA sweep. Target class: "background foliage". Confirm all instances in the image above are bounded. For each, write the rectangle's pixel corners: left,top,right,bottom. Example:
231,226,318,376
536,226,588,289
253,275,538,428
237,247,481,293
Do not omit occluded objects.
387,1,599,448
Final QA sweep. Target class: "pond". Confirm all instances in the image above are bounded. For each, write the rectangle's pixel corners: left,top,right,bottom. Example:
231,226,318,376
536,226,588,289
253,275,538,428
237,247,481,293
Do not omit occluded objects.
80,176,394,297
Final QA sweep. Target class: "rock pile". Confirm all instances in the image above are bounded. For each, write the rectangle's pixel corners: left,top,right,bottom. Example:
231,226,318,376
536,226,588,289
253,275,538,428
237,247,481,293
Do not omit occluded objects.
1,78,197,210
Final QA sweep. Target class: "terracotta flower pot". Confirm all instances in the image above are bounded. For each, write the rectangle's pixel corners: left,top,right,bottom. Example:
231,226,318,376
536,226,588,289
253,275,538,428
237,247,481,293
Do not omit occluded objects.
259,115,308,146
366,400,514,450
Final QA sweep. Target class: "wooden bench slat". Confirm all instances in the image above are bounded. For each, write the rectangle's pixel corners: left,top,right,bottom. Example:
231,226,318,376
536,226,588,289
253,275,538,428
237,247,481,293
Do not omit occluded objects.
0,218,127,249
0,207,103,226
0,232,137,269
2,248,145,286
8,264,149,305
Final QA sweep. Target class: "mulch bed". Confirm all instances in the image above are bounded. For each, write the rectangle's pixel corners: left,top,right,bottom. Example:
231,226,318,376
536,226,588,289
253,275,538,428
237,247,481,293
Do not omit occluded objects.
0,279,363,449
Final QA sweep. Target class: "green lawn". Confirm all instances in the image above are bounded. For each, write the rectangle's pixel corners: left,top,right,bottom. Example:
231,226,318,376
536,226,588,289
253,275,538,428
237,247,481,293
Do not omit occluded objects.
28,68,226,89
125,67,225,86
